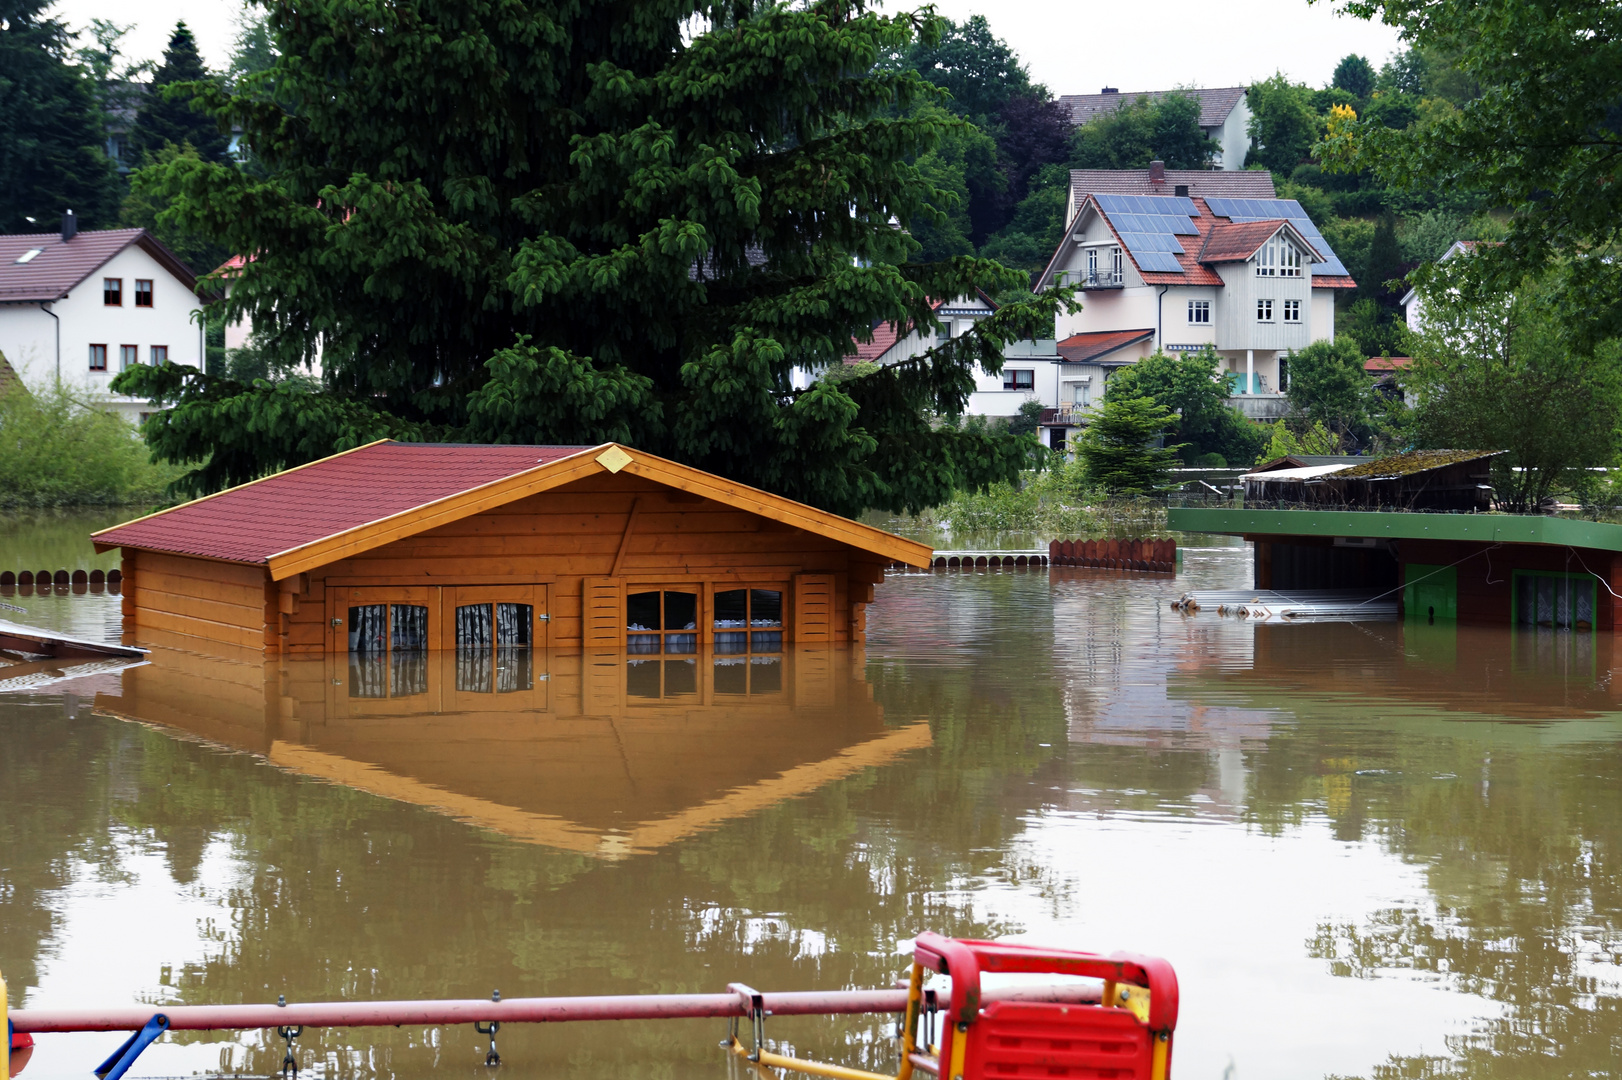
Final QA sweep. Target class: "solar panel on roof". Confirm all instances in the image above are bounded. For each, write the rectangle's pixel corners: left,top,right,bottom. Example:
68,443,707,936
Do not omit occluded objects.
1204,198,1351,277
1094,194,1201,276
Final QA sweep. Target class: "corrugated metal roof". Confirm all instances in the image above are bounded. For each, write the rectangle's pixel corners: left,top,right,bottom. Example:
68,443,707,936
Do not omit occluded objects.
94,442,594,565
0,228,196,303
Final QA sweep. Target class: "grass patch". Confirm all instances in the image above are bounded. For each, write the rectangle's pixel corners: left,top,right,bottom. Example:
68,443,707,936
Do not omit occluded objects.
897,464,1170,539
0,381,184,507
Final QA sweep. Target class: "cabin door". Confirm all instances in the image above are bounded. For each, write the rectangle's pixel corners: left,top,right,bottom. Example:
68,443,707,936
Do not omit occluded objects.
439,585,549,711
327,585,439,713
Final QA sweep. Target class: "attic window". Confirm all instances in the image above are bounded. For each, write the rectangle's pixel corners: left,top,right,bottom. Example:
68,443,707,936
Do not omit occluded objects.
1256,237,1303,278
15,248,42,264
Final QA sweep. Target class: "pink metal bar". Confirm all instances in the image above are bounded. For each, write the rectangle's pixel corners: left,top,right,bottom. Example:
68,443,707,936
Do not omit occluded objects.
12,983,1100,1034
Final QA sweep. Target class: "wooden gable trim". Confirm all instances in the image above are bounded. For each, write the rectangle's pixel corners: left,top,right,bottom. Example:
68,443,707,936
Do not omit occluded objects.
614,454,933,567
253,442,932,581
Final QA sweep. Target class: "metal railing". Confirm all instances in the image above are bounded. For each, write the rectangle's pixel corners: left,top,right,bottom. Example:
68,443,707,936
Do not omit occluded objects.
1072,269,1124,289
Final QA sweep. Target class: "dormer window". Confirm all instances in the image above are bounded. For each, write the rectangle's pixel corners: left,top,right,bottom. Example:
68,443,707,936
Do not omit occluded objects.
1255,236,1303,278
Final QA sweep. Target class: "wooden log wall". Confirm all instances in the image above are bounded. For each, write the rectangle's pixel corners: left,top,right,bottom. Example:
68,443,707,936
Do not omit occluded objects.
1049,538,1177,574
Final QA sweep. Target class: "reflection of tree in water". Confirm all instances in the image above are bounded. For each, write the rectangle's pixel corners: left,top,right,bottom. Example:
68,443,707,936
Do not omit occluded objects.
1253,725,1622,1078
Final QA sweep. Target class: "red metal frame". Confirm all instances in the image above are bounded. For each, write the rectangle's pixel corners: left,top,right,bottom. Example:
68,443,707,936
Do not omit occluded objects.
910,932,1178,1080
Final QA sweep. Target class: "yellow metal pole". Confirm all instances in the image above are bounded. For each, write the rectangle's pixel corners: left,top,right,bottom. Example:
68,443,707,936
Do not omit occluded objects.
726,1037,896,1080
896,960,925,1080
3,966,10,1080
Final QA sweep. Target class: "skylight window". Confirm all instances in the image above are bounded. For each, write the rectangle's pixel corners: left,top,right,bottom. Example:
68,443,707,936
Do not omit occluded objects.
15,248,43,264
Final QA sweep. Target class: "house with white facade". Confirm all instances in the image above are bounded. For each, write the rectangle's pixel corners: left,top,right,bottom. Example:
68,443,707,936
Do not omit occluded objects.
1400,240,1484,333
0,214,205,421
1058,87,1254,171
1033,165,1356,449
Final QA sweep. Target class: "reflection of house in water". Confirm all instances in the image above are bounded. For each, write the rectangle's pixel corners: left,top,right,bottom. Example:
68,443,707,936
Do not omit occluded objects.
92,646,929,858
1175,621,1622,721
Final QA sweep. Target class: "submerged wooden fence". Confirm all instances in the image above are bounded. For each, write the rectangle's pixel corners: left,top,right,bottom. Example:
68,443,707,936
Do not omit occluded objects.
1049,538,1176,574
0,569,122,594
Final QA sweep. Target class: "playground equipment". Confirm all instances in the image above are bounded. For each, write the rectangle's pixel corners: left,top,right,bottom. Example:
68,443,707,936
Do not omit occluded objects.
5,934,1176,1080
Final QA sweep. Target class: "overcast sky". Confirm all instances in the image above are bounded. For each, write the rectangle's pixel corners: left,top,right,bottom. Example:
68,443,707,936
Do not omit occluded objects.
47,0,1407,92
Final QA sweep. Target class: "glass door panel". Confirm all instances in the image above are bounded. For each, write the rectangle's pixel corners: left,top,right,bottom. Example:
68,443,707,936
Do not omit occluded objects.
626,589,699,654
327,586,438,713
440,585,546,712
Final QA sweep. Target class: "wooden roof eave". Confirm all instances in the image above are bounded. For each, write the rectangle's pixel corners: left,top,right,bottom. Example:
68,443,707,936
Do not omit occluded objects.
259,443,933,581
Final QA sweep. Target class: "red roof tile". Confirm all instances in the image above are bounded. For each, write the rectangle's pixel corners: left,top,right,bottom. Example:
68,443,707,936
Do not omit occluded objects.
1070,168,1275,206
1199,220,1287,262
1365,356,1413,372
95,442,593,565
0,228,196,302
1057,329,1155,363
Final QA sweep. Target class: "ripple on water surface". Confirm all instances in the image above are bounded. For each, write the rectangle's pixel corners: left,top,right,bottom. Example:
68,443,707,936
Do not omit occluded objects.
2,539,1620,1080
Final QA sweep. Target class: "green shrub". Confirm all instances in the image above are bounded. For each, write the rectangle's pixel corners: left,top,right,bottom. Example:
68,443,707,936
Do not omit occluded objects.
0,381,184,507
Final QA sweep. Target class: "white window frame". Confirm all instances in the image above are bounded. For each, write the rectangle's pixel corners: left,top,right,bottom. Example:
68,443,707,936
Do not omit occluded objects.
1111,247,1123,279
1187,300,1210,324
1257,299,1274,323
1087,248,1098,277
1256,236,1304,279
1283,299,1302,323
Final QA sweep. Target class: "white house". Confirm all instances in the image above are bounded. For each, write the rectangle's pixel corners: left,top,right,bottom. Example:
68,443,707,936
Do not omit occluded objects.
0,213,205,421
1058,87,1254,171
1400,240,1484,333
1033,166,1357,447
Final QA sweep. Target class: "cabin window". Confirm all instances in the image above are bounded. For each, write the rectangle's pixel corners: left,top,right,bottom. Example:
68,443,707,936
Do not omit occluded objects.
104,278,122,305
455,602,533,648
1513,571,1596,631
349,603,429,652
627,589,698,654
134,279,153,307
714,588,784,654
347,603,429,699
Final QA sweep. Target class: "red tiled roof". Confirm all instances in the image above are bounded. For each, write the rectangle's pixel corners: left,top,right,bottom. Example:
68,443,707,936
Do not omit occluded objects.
1057,329,1155,363
1059,87,1249,130
0,228,196,302
95,442,593,565
1070,169,1275,206
1365,356,1413,372
1199,220,1292,262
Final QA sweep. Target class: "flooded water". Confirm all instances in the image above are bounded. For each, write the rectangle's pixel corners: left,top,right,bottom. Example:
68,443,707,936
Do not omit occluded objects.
4,539,1622,1080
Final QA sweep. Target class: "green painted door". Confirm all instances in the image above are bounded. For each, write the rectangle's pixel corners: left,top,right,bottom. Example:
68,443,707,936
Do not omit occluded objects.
1403,563,1457,621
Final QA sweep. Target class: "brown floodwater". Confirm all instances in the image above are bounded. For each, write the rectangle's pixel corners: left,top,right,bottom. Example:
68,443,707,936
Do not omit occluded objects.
4,540,1622,1080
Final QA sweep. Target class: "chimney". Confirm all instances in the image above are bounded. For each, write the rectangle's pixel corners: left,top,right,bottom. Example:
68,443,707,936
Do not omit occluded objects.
1101,86,1118,94
61,209,77,242
1149,160,1166,183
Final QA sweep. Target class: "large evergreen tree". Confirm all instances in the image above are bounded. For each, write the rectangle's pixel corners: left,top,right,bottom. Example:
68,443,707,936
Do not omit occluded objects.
117,0,1067,513
0,0,121,232
129,22,229,164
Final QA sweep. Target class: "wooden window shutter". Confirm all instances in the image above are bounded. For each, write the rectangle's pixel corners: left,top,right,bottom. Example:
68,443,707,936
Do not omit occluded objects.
792,573,836,643
582,577,624,649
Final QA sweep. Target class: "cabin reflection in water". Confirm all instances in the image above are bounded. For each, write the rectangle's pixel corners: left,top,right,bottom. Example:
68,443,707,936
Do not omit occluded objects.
1203,621,1622,719
92,643,925,858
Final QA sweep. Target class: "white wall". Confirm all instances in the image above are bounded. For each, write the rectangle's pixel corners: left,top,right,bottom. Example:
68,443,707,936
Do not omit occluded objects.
1312,288,1339,342
0,244,204,421
1213,95,1252,171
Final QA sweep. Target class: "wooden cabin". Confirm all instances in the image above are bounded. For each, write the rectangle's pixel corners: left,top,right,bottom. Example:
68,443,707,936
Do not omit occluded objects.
93,442,933,657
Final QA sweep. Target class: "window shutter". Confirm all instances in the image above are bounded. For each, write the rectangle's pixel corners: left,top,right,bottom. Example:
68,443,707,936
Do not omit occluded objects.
582,577,623,649
792,573,836,643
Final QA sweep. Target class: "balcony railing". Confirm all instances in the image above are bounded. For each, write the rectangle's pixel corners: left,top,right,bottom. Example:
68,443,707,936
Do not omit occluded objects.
1073,270,1123,290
